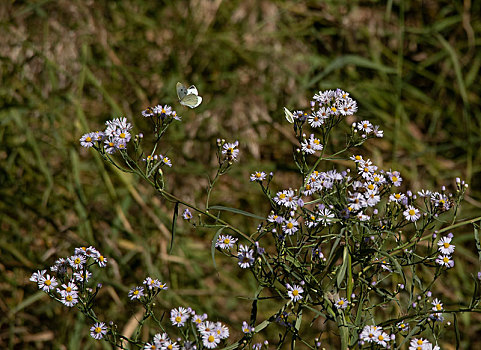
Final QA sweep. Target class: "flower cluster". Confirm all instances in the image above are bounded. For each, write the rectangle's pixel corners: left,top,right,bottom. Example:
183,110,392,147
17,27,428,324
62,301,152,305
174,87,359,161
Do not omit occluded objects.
435,233,455,268
141,307,229,349
30,246,107,308
141,104,180,121
80,117,133,154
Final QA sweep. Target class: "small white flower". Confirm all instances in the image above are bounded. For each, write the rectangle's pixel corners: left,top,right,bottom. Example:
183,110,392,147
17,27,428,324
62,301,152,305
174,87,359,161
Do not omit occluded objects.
403,205,421,222
216,234,238,249
286,283,304,302
128,286,144,300
437,236,455,255
431,298,443,312
436,254,454,268
250,171,267,182
334,297,349,310
90,322,107,340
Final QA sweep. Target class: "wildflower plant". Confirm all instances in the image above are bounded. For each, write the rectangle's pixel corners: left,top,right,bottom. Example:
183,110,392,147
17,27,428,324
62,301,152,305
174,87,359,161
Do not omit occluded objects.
32,89,481,349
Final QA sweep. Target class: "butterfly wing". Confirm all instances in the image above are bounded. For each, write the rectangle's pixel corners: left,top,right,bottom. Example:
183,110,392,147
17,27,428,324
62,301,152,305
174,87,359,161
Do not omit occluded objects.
180,94,202,108
176,82,188,100
186,85,199,96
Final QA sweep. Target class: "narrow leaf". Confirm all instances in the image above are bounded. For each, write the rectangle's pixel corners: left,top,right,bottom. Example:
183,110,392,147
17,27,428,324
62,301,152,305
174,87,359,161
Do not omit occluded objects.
209,205,266,220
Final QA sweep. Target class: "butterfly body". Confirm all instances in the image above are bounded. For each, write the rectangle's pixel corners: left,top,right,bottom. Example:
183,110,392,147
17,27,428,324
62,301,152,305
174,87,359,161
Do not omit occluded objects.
176,82,202,108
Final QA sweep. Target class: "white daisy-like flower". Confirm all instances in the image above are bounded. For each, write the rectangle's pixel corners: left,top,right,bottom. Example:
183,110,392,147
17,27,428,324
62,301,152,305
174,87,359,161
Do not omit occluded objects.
143,277,161,290
68,254,86,270
95,253,108,267
37,274,58,292
317,207,335,225
435,254,454,268
286,283,304,302
237,245,254,268
431,298,443,312
437,236,455,255
389,193,406,203
202,333,220,349
357,120,373,134
282,218,299,235
359,325,382,343
397,322,409,332
80,132,96,148
170,307,190,327
57,281,78,297
250,171,267,182
216,234,238,249
128,286,144,300
374,331,390,348
334,297,349,310
153,332,170,347
182,208,193,220
350,154,364,163
61,292,79,307
192,313,208,327
214,322,229,339
90,322,107,340
403,205,421,222
103,137,117,154
222,141,239,161
159,155,172,167
409,337,430,350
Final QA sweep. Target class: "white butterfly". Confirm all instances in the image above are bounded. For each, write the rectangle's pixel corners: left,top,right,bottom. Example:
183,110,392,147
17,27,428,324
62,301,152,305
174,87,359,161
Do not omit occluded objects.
176,82,202,108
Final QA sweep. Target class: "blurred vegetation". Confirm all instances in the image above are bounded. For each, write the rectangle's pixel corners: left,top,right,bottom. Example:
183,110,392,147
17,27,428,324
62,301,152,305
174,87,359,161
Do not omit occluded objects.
1,0,480,348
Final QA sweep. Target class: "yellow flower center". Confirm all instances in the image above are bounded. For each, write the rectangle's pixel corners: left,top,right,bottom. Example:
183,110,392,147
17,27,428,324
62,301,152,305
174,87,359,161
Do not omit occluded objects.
224,238,230,244
378,335,384,341
279,194,286,199
443,242,450,248
75,258,81,264
86,137,92,142
256,172,262,178
175,316,182,323
436,304,442,310
66,286,72,292
133,290,139,295
367,184,374,190
338,300,344,305
45,280,51,286
355,155,361,160
95,327,102,334
292,290,299,296
331,107,337,112
66,295,73,301
120,133,126,139
208,335,215,343
99,256,104,262
395,194,401,199
409,209,415,215
392,176,398,182
287,223,293,229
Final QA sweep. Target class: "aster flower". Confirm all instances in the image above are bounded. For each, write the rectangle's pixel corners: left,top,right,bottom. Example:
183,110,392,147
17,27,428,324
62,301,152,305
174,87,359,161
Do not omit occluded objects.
403,206,421,222
431,298,443,312
182,208,193,220
374,331,390,348
222,141,239,161
170,307,190,327
357,120,373,134
437,236,455,255
95,254,108,267
159,154,172,167
80,132,96,148
202,332,221,349
192,313,208,327
359,325,382,343
286,283,304,302
334,297,349,310
37,274,58,292
282,218,299,235
250,171,267,182
397,322,409,332
389,193,406,203
436,254,454,268
68,255,86,270
90,322,107,340
409,338,430,350
143,277,161,290
61,292,79,307
216,234,238,249
317,207,335,225
128,286,144,300
237,245,254,268
242,321,254,334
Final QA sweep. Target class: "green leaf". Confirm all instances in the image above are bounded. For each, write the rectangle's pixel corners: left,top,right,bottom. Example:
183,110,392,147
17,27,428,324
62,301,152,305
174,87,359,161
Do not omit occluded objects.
336,245,348,288
169,202,179,253
209,205,266,220
474,222,481,262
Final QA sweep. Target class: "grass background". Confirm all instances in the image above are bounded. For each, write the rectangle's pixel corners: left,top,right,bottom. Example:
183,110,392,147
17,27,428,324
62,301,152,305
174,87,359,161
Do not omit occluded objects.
1,0,480,348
